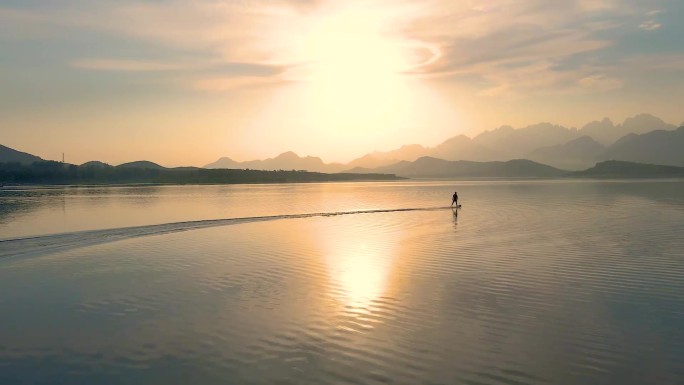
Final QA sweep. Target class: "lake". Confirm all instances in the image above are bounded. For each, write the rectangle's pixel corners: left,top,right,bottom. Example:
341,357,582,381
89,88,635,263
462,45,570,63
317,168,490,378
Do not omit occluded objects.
1,180,683,384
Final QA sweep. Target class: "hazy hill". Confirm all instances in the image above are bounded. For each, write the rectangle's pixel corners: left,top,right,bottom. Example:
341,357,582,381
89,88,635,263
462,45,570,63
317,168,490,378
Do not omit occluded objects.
345,144,428,169
344,153,401,170
428,135,497,161
600,127,684,166
80,161,112,169
581,114,675,145
376,144,427,162
0,144,43,165
579,118,616,145
472,123,580,159
117,161,167,170
527,136,606,170
251,151,341,172
369,156,565,178
204,156,242,169
572,160,684,178
622,114,675,137
205,151,346,173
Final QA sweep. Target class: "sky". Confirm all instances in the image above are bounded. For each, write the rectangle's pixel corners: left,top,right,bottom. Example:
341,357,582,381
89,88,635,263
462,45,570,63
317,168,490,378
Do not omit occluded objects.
1,0,683,166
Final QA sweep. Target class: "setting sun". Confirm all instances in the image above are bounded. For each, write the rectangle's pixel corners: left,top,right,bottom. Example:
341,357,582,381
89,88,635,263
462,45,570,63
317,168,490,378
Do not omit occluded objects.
295,8,420,143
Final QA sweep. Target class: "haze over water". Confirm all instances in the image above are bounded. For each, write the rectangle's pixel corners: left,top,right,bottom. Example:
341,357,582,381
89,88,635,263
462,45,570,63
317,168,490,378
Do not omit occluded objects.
1,180,683,384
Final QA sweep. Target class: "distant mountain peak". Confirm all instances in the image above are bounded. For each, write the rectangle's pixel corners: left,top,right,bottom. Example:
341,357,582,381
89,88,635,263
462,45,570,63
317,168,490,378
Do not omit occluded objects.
205,151,338,172
526,135,606,170
582,118,615,131
441,135,471,144
622,113,666,127
276,151,299,159
414,156,441,162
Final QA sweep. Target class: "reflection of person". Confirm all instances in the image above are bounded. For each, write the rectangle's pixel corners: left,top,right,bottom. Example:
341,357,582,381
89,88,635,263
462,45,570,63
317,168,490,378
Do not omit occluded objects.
451,191,458,206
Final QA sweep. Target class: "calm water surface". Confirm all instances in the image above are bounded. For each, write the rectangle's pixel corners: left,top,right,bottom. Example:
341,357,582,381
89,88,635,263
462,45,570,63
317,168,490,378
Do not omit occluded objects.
1,180,683,384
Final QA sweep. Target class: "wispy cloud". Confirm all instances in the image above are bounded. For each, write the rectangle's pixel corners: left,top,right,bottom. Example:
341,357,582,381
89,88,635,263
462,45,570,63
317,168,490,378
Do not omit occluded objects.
637,9,663,30
71,59,186,72
397,0,652,95
1,1,308,89
639,20,662,31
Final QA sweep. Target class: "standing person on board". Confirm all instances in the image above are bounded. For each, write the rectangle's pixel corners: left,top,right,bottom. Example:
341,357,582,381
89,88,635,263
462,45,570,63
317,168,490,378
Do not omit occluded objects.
451,191,459,207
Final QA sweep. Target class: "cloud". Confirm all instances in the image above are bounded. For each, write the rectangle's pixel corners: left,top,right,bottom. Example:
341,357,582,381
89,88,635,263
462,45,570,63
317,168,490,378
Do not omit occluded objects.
0,0,675,96
70,56,290,93
397,0,643,95
577,74,623,91
193,76,287,91
638,8,663,30
471,60,623,97
71,59,185,72
639,20,662,30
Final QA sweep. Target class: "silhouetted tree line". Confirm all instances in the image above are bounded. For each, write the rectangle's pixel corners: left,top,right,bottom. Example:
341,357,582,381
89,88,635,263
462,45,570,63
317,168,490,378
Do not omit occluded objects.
0,161,402,185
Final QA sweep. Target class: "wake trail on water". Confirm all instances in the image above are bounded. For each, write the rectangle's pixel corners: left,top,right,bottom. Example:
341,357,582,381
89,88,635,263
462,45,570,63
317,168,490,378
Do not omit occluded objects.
0,207,455,259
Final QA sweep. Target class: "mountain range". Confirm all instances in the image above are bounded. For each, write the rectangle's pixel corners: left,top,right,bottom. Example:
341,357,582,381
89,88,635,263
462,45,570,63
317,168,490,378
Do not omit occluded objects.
205,151,347,173
205,114,682,172
2,113,682,178
4,145,684,183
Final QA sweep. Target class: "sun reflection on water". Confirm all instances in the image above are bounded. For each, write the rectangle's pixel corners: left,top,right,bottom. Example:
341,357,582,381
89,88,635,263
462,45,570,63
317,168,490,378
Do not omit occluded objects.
331,244,388,310
319,228,399,320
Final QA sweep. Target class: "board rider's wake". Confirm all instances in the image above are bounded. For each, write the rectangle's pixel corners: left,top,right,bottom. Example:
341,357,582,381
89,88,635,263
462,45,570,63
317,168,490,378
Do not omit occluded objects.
0,206,460,259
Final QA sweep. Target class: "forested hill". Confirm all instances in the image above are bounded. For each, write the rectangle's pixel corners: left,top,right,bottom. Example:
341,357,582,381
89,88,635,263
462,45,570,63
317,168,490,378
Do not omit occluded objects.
0,161,402,185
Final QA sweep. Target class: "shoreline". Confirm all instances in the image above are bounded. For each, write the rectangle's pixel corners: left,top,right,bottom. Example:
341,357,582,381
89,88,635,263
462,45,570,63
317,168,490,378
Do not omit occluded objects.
3,176,684,191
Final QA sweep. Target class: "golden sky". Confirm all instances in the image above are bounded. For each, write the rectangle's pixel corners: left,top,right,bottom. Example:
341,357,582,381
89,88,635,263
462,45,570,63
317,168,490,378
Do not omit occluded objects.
1,0,683,166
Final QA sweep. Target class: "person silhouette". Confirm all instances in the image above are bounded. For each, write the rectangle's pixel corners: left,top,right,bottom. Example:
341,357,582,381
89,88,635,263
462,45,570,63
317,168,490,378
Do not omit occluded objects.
451,191,458,207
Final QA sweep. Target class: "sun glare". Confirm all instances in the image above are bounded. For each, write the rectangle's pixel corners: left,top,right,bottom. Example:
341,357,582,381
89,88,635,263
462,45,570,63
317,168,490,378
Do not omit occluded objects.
326,243,391,311
298,8,419,142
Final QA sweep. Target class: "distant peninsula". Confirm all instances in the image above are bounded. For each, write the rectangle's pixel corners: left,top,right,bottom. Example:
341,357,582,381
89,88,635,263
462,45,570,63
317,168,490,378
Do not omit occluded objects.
570,161,684,178
0,160,403,185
